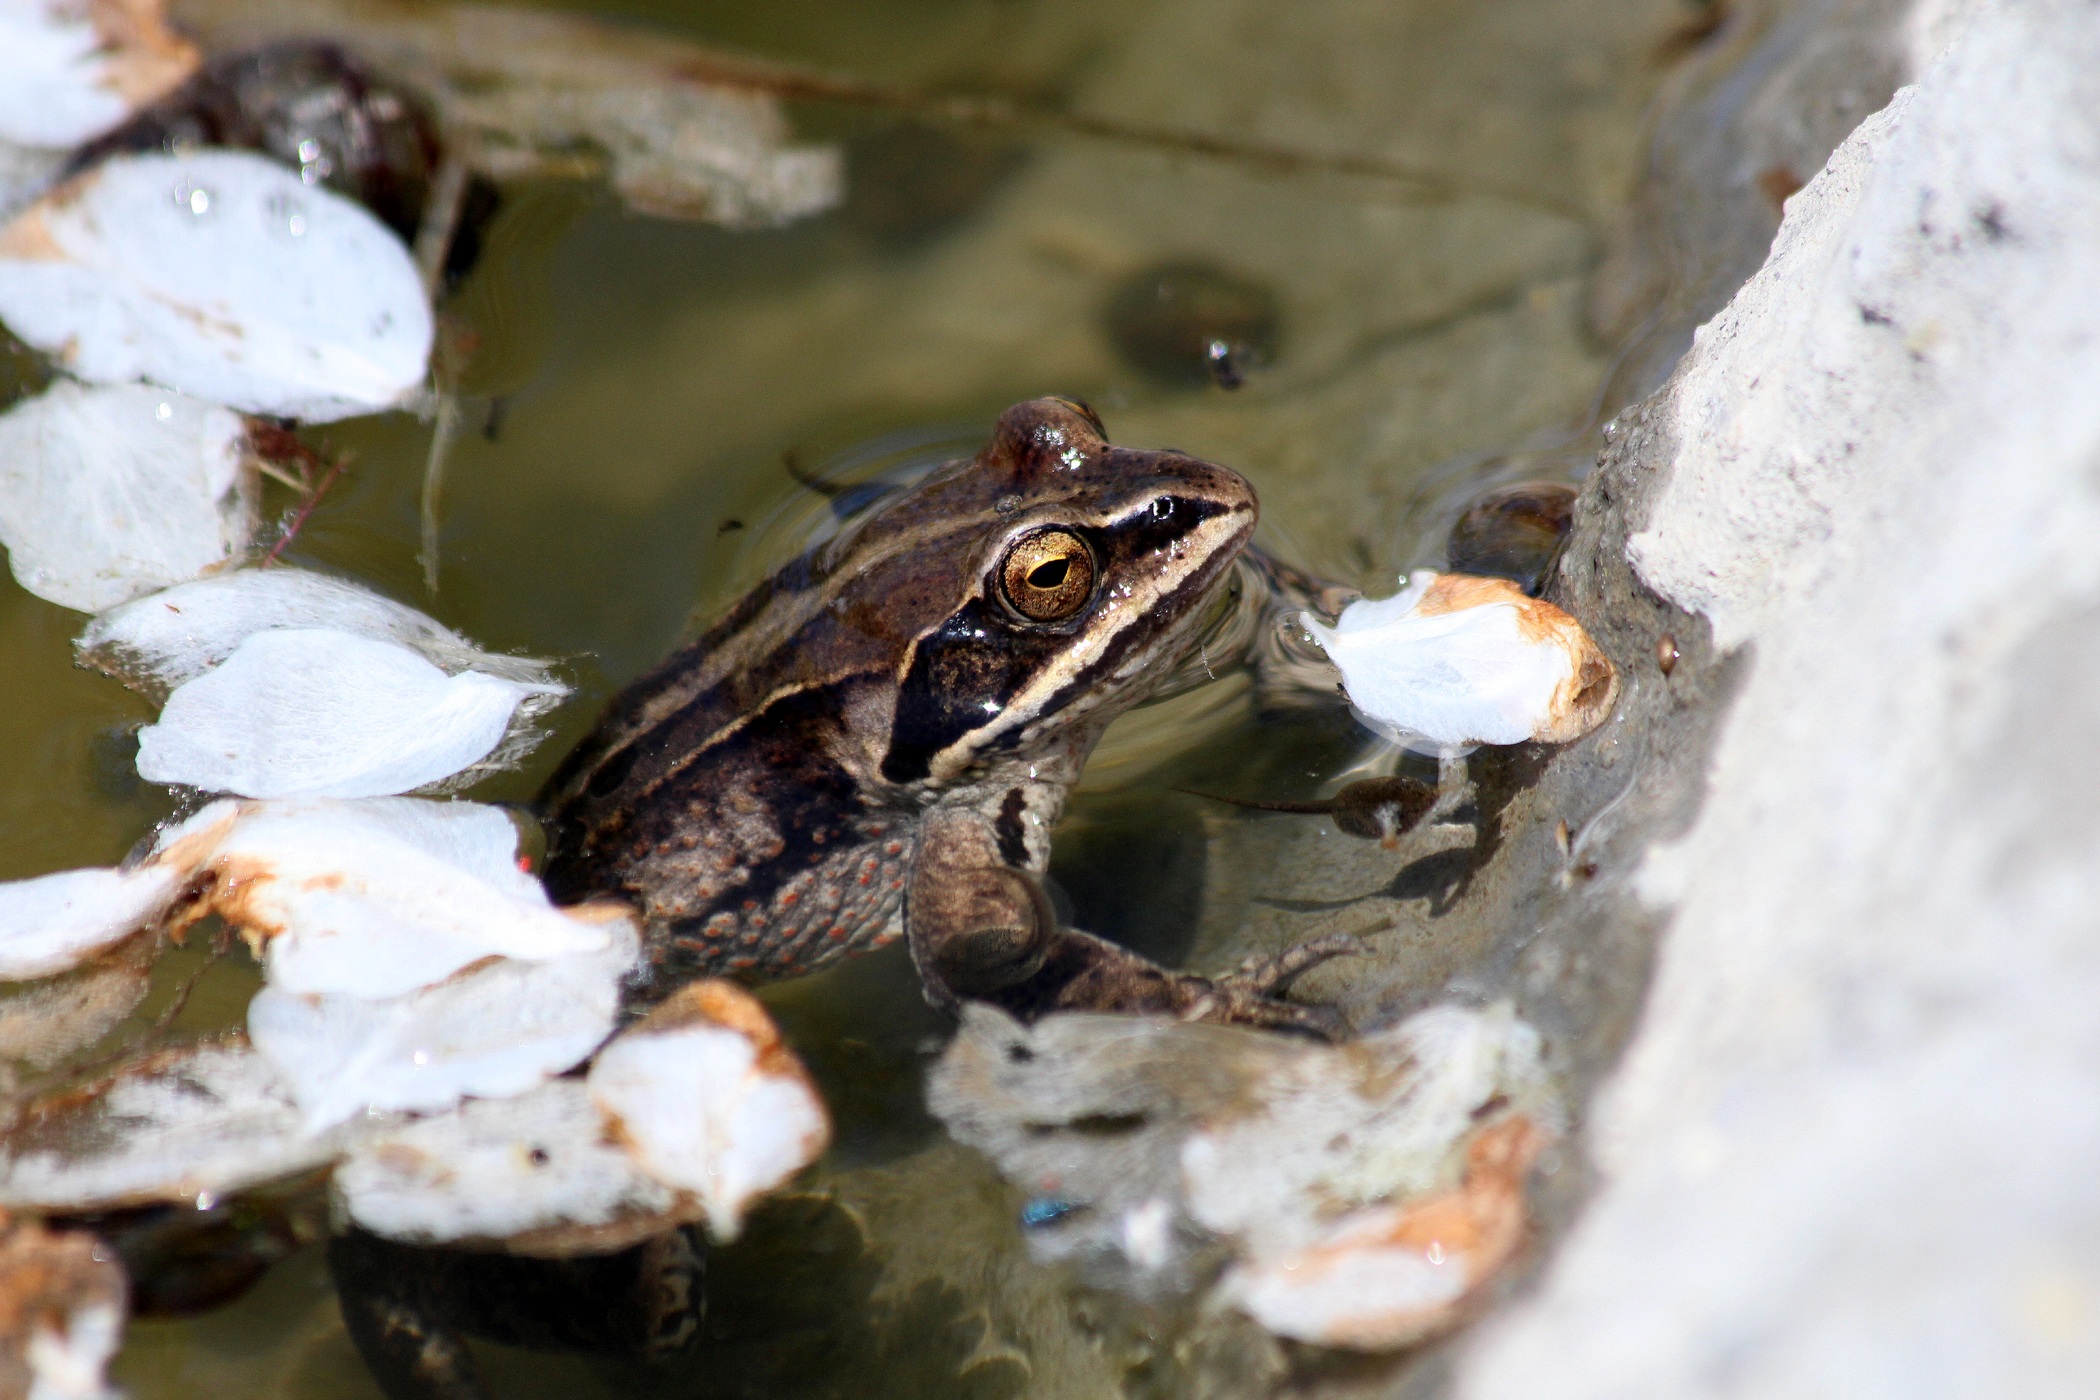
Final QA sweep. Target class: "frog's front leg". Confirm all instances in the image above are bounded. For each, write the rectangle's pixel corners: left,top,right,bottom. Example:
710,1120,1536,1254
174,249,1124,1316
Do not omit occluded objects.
905,809,1352,1037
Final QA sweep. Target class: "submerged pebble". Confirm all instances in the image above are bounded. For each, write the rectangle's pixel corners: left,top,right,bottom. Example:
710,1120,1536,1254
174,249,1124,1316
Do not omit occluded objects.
1303,570,1618,750
1445,480,1578,595
1104,259,1280,389
69,40,444,244
0,381,255,613
0,149,432,421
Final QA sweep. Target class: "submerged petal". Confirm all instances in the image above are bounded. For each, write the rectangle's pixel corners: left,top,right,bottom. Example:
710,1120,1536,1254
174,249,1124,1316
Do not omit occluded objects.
1215,1116,1548,1349
135,628,558,799
0,150,430,421
0,1039,345,1213
335,1080,683,1254
0,380,254,612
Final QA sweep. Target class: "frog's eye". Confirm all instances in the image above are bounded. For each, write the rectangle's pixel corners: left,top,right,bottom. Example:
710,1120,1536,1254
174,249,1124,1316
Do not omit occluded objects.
999,528,1096,622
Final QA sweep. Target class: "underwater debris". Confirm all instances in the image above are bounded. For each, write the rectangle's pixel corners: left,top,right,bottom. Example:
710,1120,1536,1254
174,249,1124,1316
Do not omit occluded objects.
0,149,432,421
0,381,256,614
77,565,558,698
172,0,842,228
929,1001,1556,1346
0,1210,126,1400
1302,570,1618,750
332,1078,681,1254
0,1039,349,1213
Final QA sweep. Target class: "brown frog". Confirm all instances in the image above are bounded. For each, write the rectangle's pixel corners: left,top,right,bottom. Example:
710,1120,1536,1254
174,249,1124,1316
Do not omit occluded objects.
539,396,1346,1033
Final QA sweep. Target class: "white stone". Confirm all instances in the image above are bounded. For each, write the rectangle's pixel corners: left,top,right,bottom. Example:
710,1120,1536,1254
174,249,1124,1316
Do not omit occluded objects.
153,797,613,1000
248,918,634,1132
587,981,830,1240
0,380,252,612
1303,571,1616,750
0,863,176,981
0,150,431,421
1458,3,2100,1396
134,627,559,798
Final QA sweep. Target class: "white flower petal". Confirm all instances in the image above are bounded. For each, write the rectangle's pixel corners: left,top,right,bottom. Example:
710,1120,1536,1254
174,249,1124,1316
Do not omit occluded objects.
156,797,609,999
78,565,561,697
0,150,431,421
1303,571,1617,749
0,864,177,981
586,981,830,1241
0,0,196,148
335,1080,682,1252
249,917,636,1132
135,628,557,798
0,380,253,612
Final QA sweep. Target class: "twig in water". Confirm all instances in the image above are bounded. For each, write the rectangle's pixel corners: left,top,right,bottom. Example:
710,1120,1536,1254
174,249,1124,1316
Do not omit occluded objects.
264,451,350,565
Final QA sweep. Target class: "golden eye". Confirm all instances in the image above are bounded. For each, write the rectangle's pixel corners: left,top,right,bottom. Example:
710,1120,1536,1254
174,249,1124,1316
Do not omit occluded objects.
999,528,1096,622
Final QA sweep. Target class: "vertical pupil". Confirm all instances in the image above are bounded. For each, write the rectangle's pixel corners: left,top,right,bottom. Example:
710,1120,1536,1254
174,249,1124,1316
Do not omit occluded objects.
1029,558,1070,588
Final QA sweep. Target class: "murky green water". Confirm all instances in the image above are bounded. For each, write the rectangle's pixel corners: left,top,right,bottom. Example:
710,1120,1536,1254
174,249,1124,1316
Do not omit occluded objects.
0,0,1703,1392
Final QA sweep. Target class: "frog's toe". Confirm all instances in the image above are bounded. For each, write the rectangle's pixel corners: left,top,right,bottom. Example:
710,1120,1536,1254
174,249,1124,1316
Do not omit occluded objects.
1176,978,1350,1040
1218,931,1367,996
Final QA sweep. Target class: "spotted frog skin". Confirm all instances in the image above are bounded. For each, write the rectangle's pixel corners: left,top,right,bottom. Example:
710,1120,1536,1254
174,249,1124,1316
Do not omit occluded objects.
540,397,1342,1032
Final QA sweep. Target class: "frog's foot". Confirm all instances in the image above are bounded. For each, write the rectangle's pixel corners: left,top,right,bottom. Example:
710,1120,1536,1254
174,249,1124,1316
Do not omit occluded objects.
1175,932,1363,1038
1004,927,1358,1040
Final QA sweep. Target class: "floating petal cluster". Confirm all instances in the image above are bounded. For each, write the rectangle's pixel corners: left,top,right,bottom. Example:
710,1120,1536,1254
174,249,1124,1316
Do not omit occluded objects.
0,802,831,1234
930,1001,1558,1348
1303,570,1618,750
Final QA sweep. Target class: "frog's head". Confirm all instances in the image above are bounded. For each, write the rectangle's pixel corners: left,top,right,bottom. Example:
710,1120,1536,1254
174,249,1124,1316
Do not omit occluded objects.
844,397,1257,788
